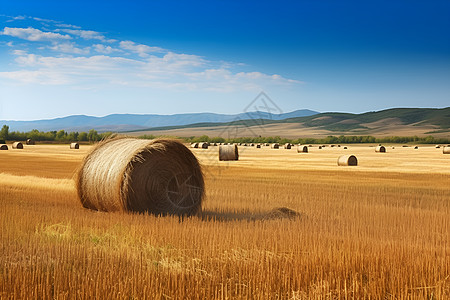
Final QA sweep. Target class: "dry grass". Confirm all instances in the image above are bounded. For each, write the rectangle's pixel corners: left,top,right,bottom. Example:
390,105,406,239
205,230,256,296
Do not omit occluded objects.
0,144,449,299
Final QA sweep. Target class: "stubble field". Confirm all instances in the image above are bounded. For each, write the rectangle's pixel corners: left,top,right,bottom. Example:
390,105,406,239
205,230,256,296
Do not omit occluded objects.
0,143,449,299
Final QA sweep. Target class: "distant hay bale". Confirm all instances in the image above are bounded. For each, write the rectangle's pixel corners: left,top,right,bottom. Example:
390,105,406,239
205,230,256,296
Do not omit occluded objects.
284,143,291,149
250,143,255,146
271,143,280,149
435,145,440,148
414,146,419,149
191,143,199,148
219,144,239,161
26,139,35,145
443,146,450,154
265,143,270,146
70,142,79,149
318,146,322,149
12,142,23,149
337,155,358,166
375,145,386,153
77,138,204,215
256,144,261,148
198,142,208,149
343,146,348,149
0,144,8,150
297,145,308,153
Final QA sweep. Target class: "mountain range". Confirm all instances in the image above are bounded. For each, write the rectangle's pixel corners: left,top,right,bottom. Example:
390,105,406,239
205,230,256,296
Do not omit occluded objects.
0,109,318,132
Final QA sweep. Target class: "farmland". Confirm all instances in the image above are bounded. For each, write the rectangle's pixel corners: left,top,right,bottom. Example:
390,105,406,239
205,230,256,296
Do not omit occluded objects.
0,144,449,298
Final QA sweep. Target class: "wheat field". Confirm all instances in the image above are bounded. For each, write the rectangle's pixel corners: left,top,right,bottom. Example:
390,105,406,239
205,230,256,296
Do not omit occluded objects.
0,144,449,299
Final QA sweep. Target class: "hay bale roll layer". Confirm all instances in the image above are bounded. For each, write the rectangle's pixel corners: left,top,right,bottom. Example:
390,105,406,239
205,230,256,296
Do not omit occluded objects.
0,144,8,150
70,142,79,149
271,143,279,149
198,142,208,149
12,142,23,149
77,138,204,215
297,145,308,153
443,146,450,154
337,155,358,166
219,144,239,161
375,145,386,153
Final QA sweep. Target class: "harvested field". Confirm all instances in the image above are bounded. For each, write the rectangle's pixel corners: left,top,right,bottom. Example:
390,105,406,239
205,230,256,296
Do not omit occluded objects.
0,144,449,298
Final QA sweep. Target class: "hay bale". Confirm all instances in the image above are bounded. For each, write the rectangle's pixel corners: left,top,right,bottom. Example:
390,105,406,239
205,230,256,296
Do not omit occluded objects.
375,145,386,153
256,144,261,148
297,145,308,153
435,145,441,149
343,146,348,149
414,146,419,149
442,146,450,154
271,143,279,149
198,142,208,149
219,144,238,161
337,155,358,166
265,143,270,146
318,146,322,149
191,143,199,148
26,139,35,145
77,138,204,215
284,143,291,149
0,144,8,150
70,142,79,149
12,142,23,149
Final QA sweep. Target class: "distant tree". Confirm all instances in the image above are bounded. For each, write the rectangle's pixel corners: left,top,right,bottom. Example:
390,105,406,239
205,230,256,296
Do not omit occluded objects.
78,132,88,141
0,125,9,140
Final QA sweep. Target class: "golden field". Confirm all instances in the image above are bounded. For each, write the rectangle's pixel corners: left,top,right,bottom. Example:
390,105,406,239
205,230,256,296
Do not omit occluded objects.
0,143,449,299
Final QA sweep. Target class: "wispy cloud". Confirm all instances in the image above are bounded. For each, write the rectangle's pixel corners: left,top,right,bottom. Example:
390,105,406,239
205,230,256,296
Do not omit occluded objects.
1,27,71,41
119,40,165,57
57,28,115,42
48,42,90,55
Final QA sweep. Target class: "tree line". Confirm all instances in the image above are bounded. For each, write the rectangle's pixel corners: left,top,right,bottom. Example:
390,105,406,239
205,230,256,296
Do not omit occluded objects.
1,125,449,144
0,125,112,142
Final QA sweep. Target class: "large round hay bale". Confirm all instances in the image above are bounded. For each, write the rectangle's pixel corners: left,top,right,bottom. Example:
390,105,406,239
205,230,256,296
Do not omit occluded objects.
375,145,386,153
443,146,450,154
256,144,261,148
26,139,35,145
271,143,279,149
219,144,238,161
414,146,419,149
264,143,270,146
191,142,199,148
337,155,358,166
70,142,79,149
318,146,322,149
12,142,23,149
0,144,8,150
435,145,441,149
297,145,308,153
77,138,204,215
284,143,291,149
198,142,208,149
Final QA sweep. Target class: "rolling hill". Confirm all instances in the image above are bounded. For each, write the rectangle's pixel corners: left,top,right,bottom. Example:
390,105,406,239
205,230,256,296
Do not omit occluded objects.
0,109,318,132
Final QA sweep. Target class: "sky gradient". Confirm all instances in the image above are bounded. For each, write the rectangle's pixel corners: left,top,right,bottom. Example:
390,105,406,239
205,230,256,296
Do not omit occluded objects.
1,0,449,120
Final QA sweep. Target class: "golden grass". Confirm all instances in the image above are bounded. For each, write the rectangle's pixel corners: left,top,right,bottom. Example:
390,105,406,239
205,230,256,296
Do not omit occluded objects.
0,144,449,298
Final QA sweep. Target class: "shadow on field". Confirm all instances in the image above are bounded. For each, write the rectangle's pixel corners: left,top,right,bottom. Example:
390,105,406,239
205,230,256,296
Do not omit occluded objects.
199,207,301,222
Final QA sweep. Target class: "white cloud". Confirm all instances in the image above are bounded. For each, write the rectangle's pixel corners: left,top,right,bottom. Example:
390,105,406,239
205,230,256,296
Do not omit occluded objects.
119,40,165,57
58,29,115,42
1,27,71,41
93,44,121,54
49,42,90,55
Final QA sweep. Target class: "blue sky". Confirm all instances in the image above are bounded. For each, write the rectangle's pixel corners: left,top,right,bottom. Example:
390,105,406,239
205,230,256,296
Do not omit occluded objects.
1,0,449,120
